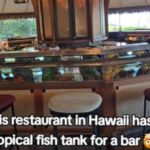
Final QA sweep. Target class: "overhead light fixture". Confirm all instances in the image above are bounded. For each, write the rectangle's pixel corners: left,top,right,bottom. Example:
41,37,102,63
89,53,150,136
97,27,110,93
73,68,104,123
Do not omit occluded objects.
14,0,29,3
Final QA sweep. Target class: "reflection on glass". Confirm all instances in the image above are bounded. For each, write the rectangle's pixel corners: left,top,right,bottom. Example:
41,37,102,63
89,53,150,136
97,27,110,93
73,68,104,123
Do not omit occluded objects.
57,67,83,81
103,62,150,81
4,58,16,63
74,0,88,37
80,67,102,80
42,0,52,38
105,49,150,61
32,68,43,83
1,69,14,79
56,0,70,38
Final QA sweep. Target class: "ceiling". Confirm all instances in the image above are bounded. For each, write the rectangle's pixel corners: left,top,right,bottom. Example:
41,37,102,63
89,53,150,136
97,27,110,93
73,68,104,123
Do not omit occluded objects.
0,0,34,18
109,0,150,12
0,0,150,18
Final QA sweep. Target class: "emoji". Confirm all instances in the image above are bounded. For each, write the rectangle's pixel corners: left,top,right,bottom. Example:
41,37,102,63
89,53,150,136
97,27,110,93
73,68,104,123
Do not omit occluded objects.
144,134,150,149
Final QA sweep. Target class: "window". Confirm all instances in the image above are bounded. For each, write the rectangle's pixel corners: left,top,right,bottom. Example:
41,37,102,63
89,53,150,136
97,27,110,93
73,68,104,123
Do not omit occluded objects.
0,18,37,40
109,11,150,32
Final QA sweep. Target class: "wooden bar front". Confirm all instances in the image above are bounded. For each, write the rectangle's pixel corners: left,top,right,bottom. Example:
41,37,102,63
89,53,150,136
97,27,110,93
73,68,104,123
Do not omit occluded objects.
0,80,116,136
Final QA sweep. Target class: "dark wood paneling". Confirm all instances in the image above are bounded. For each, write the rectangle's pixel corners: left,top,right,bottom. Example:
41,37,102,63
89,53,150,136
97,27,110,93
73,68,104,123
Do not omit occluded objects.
104,0,110,35
31,0,41,41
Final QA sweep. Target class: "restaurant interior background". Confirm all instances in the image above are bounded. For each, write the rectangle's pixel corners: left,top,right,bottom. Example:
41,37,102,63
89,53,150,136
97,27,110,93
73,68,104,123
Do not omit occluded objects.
0,0,149,150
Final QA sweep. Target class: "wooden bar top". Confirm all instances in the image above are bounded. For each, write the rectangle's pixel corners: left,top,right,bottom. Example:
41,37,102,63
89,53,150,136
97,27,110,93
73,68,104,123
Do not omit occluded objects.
0,47,102,58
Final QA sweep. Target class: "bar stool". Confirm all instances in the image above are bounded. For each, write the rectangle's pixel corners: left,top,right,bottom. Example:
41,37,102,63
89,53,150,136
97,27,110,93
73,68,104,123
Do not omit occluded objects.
143,88,150,122
0,95,19,150
48,91,102,150
144,88,150,118
143,89,150,149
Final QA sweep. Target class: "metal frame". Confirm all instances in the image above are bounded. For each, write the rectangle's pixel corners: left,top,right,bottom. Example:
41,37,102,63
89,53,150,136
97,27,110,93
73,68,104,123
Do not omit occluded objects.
50,107,102,150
